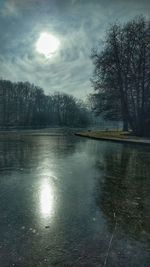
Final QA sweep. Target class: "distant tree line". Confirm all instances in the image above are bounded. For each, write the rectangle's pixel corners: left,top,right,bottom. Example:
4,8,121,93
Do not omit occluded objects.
0,79,90,128
90,16,150,136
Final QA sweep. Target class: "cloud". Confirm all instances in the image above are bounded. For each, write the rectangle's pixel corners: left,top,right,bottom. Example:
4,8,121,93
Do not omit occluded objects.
0,26,93,98
1,0,48,17
1,1,18,16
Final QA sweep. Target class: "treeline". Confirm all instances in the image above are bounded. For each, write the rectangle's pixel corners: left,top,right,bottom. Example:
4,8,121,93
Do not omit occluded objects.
90,16,150,136
0,79,89,128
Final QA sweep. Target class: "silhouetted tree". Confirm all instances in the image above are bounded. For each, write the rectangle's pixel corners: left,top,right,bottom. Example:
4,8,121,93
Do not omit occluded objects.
0,80,90,128
91,16,150,135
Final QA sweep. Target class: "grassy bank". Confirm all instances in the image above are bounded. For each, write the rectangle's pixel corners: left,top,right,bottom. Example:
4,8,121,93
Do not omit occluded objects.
75,131,150,145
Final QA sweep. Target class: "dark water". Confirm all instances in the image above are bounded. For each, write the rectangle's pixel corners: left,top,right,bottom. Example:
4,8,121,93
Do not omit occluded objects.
0,130,149,266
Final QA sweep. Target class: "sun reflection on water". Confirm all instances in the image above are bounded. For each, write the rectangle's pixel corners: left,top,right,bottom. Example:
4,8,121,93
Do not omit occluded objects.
40,178,54,219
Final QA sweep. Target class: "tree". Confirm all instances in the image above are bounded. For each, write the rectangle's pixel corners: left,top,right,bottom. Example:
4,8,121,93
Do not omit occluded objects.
0,79,90,128
91,16,150,136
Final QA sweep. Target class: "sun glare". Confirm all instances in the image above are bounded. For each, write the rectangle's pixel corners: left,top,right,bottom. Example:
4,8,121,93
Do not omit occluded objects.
36,32,60,58
40,179,54,218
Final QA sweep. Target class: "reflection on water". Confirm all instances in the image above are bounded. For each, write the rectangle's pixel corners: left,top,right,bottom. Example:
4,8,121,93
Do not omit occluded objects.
40,178,54,219
96,145,150,240
0,132,149,266
37,150,58,223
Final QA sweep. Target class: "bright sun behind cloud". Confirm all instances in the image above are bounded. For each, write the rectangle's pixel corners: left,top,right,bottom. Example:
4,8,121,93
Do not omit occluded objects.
36,32,60,58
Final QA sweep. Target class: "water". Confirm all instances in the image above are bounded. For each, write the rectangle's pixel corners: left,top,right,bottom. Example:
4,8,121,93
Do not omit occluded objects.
0,130,149,266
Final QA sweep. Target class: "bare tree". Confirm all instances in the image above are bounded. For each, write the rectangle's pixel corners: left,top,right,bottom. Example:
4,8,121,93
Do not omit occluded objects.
0,80,90,128
91,16,150,136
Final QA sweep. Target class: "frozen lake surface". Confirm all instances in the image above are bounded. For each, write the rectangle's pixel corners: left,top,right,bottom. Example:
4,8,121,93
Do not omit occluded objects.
0,129,149,266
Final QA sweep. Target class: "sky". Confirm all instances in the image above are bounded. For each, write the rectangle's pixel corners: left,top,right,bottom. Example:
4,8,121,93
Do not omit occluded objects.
0,0,149,99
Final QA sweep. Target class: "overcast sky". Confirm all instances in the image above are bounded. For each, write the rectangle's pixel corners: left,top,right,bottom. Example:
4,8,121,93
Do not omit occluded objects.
0,0,149,98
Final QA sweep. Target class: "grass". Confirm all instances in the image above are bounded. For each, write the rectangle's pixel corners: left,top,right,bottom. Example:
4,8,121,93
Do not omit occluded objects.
76,130,150,144
78,130,132,139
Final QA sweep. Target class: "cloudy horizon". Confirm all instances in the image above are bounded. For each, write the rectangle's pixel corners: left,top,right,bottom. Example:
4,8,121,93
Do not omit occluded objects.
0,0,149,99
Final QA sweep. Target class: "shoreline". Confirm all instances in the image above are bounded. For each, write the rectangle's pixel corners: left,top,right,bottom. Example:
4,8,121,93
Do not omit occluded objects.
75,132,150,146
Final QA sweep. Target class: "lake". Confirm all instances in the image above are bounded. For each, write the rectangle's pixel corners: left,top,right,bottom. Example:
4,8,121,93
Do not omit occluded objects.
0,129,149,266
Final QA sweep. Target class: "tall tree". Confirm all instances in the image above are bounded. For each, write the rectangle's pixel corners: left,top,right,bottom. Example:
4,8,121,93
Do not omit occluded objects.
91,17,150,135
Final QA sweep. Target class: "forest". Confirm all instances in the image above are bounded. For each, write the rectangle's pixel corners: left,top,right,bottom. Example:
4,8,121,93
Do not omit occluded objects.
0,79,90,128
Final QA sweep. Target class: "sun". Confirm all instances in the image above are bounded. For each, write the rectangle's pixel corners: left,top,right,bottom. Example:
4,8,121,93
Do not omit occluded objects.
36,32,60,58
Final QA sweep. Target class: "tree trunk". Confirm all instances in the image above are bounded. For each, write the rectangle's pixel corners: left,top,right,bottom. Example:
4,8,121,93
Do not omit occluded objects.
123,118,128,131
